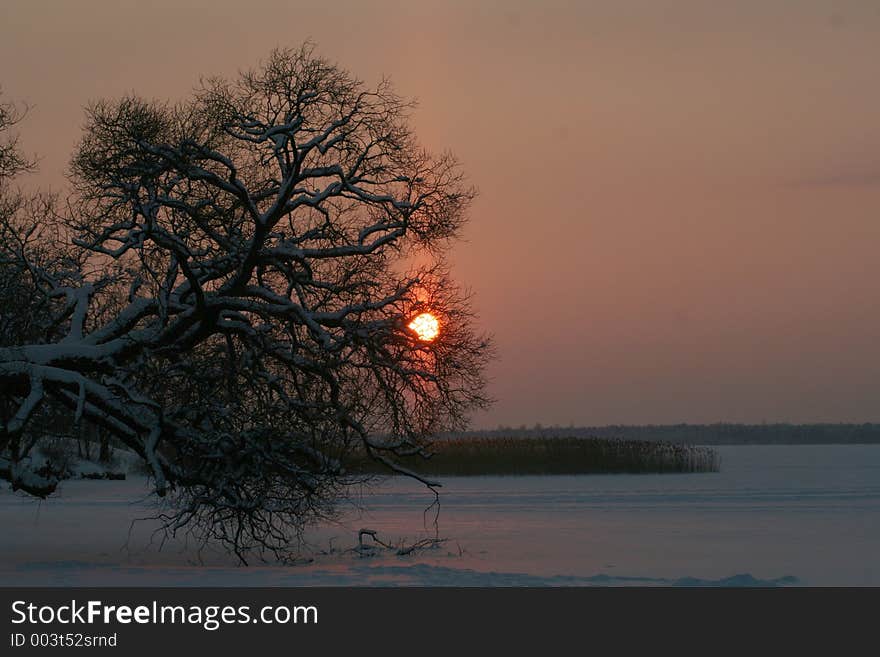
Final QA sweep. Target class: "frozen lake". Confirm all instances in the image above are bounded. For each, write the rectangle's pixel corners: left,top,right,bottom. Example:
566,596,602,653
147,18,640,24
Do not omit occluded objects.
1,445,878,585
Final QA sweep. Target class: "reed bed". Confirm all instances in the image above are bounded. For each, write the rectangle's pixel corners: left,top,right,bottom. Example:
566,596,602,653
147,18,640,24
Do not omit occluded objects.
352,436,720,476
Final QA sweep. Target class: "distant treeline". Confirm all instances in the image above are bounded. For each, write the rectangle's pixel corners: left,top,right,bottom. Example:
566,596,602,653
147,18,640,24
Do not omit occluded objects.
455,423,880,445
353,437,720,476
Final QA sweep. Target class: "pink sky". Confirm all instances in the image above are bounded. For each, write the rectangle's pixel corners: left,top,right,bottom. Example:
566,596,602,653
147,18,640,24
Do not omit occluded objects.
3,1,880,427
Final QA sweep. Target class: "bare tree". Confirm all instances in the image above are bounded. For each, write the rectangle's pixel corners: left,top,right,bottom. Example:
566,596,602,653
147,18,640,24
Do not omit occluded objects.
0,46,492,562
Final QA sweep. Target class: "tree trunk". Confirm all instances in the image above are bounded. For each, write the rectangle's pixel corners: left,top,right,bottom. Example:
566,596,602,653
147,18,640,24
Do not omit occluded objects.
99,429,110,464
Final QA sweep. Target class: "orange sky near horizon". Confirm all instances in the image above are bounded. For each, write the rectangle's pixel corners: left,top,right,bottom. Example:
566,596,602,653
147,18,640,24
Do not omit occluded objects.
2,0,880,428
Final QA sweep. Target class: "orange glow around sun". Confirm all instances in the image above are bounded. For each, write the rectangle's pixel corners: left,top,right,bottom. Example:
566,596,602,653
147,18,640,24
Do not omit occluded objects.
408,312,440,341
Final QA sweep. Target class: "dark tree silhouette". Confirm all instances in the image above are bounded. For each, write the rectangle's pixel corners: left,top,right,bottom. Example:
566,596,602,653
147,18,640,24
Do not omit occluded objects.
0,46,492,561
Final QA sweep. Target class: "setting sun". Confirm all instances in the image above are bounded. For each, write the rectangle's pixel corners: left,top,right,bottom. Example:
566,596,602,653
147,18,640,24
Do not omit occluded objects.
408,312,440,341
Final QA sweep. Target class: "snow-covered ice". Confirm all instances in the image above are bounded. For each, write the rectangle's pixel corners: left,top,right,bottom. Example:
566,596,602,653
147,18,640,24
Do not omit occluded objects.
1,445,878,586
